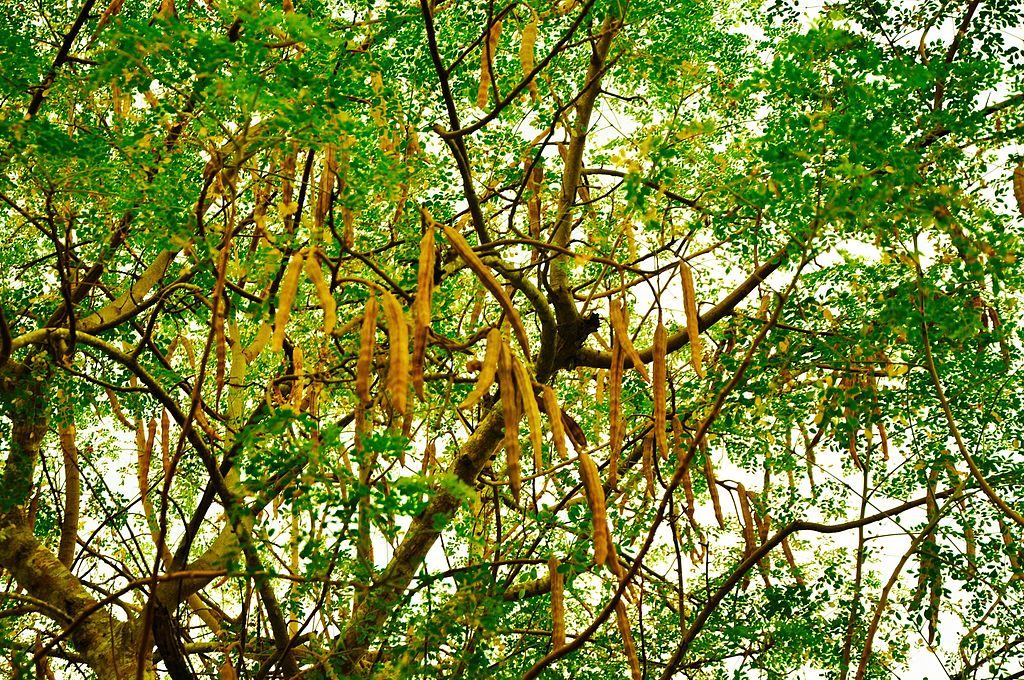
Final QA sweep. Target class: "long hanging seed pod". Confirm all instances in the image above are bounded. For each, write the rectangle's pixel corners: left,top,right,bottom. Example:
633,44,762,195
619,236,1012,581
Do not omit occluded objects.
608,340,623,488
271,248,306,353
679,259,704,377
412,221,436,400
578,451,609,566
512,354,544,471
356,295,378,405
541,385,568,460
641,433,655,497
442,224,531,359
460,328,502,409
476,19,502,109
653,320,668,458
737,483,757,558
1014,161,1024,217
549,555,566,649
379,290,410,416
304,252,337,336
608,299,650,382
703,443,725,529
314,143,337,231
615,600,643,680
498,341,522,504
291,345,304,412
519,14,539,100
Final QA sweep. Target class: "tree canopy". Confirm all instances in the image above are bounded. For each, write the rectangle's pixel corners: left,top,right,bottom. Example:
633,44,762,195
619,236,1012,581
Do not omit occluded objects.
2,0,1024,677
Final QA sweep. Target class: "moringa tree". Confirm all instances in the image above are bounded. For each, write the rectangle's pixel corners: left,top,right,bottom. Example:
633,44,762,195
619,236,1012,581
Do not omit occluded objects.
1,0,1024,677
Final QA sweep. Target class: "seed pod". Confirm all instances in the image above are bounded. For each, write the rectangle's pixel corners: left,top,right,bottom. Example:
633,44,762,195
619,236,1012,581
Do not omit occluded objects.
271,248,306,353
476,19,502,109
608,342,623,488
461,328,503,409
681,459,696,527
561,409,588,452
105,387,133,428
1014,162,1024,217
653,320,668,458
781,537,805,585
877,422,890,460
594,369,606,404
412,220,436,400
608,299,650,382
641,433,655,497
549,555,565,648
512,354,544,471
314,143,337,231
578,451,608,566
356,295,378,405
541,385,568,460
679,259,704,377
519,15,539,100
442,224,531,359
704,445,725,529
498,341,522,504
291,345,304,412
615,600,642,680
379,290,410,416
304,253,337,336
737,483,756,557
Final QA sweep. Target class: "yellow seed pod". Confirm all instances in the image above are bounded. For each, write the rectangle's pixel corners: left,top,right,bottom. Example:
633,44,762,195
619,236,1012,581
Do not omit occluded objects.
460,328,503,409
541,385,568,460
653,320,668,458
519,15,539,100
304,253,337,336
412,221,436,400
380,290,410,416
679,259,704,377
356,295,378,405
578,451,608,566
271,248,306,353
549,555,565,648
512,354,544,471
608,299,650,382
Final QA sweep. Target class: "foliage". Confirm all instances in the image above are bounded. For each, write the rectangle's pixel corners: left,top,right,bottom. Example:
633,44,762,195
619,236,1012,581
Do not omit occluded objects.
1,0,1023,677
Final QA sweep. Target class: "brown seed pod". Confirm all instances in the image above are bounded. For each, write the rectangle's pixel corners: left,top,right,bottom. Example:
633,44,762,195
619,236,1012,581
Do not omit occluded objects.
1014,162,1024,217
594,368,606,404
380,290,410,416
608,343,623,488
877,421,890,460
476,19,502,109
271,248,306,353
737,482,756,557
161,408,171,478
682,459,697,527
460,328,503,409
541,385,568,460
519,15,539,100
105,387,133,429
412,221,436,400
304,252,337,336
442,224,531,359
314,144,337,231
642,433,655,498
356,295,378,405
512,354,544,471
578,451,609,566
498,342,522,505
653,320,668,458
679,259,704,377
608,299,650,382
561,409,588,452
291,345,304,413
548,555,565,648
781,537,805,585
704,445,725,529
615,600,642,680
